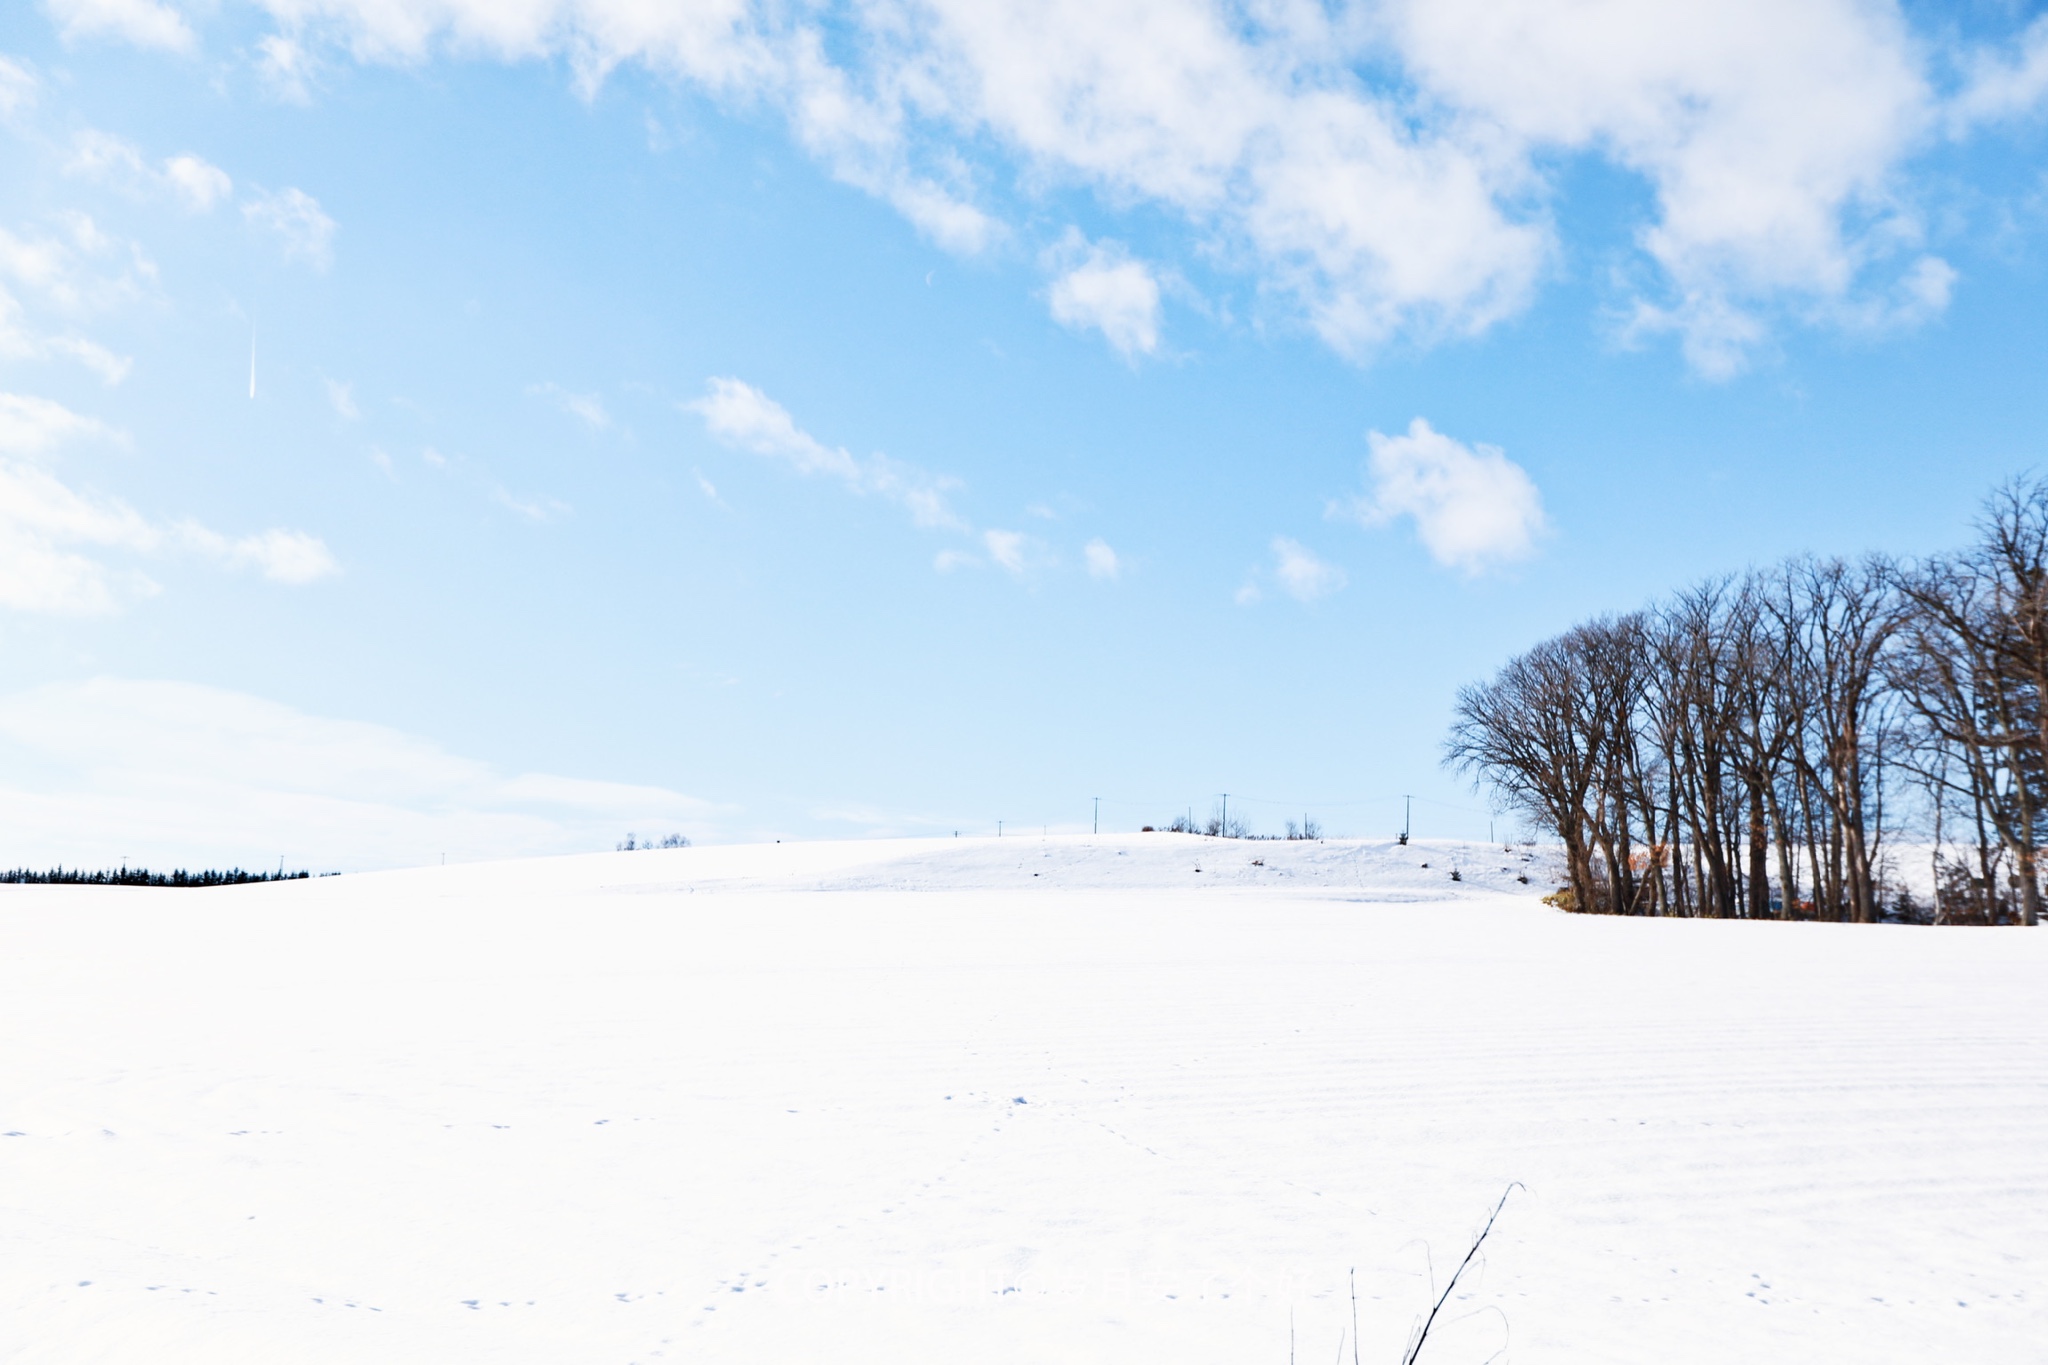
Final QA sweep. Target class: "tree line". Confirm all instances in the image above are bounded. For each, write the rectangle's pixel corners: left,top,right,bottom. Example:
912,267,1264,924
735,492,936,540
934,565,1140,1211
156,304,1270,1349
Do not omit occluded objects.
0,866,317,887
1445,478,2048,926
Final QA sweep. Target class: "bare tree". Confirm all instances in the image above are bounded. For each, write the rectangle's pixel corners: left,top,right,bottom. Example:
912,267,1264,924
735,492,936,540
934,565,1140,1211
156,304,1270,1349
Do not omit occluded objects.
1444,479,2048,927
1447,625,1615,913
1890,483,2048,926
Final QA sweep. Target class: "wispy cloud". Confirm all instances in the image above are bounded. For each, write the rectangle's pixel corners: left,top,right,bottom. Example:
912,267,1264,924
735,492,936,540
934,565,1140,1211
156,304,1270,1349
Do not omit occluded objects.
492,487,572,522
687,376,965,532
982,528,1030,574
243,187,336,270
0,212,157,321
1084,537,1120,579
257,33,317,103
1271,537,1345,600
1238,537,1345,604
324,377,359,419
530,381,610,430
0,458,159,613
0,56,37,119
1333,417,1548,576
67,131,233,211
172,523,340,584
47,0,194,53
0,391,337,613
692,467,729,509
0,390,118,456
163,154,233,211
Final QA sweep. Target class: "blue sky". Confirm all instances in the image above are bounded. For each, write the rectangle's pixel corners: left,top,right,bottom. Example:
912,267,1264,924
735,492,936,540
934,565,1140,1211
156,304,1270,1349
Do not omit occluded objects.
3,0,2048,868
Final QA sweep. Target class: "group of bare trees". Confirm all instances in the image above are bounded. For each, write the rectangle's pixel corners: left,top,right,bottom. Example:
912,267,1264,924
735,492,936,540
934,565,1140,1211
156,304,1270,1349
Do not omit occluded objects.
1155,808,1322,839
1446,479,2048,925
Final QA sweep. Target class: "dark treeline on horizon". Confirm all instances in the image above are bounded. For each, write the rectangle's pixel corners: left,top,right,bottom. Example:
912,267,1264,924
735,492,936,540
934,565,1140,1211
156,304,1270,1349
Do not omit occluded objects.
1447,478,2048,927
0,867,316,887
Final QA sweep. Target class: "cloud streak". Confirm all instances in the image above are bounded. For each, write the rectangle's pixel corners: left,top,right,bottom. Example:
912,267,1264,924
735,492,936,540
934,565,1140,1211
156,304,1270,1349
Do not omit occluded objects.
531,381,610,430
688,377,965,531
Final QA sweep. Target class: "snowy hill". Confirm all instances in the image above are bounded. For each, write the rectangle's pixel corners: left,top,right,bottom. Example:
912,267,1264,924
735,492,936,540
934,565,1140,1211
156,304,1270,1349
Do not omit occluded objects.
545,833,1558,897
1,836,2040,1364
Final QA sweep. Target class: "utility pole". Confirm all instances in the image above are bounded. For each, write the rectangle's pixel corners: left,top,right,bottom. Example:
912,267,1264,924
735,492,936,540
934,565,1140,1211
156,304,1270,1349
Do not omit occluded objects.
998,820,1003,838
1093,797,1099,835
1221,793,1229,837
1400,795,1411,846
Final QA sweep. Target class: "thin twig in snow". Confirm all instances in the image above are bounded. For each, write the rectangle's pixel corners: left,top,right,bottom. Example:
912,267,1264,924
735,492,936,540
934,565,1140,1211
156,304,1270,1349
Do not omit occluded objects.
1400,1183,1522,1365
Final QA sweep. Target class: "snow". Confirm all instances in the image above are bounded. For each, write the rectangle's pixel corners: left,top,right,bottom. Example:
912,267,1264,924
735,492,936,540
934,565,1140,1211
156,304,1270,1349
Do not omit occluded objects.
3,834,2042,1363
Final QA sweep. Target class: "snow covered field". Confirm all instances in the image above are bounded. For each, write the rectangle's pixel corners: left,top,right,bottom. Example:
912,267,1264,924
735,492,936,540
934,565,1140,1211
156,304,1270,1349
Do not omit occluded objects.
3,834,2042,1363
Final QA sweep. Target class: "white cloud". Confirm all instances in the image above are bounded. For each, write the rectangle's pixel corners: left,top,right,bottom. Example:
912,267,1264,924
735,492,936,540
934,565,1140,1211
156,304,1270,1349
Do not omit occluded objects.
933,548,977,572
233,0,1535,350
230,0,2010,371
324,376,359,418
257,32,317,102
492,487,572,522
0,329,128,386
691,376,858,479
801,1,1544,354
1083,537,1120,579
163,153,233,210
40,334,131,384
982,528,1029,574
0,213,150,383
0,678,721,869
1235,537,1345,604
0,56,38,118
1046,233,1161,358
67,132,233,212
66,131,145,186
692,468,727,508
530,381,610,430
46,0,195,53
1950,16,2048,131
1385,0,1938,374
1337,417,1548,575
0,459,159,613
1887,254,1957,327
1270,537,1346,601
0,390,117,456
0,214,155,314
243,186,336,269
173,523,341,584
687,376,965,531
0,391,337,611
